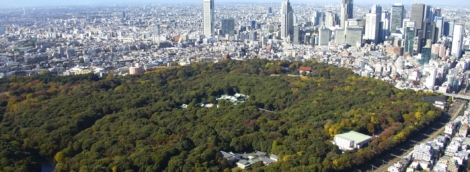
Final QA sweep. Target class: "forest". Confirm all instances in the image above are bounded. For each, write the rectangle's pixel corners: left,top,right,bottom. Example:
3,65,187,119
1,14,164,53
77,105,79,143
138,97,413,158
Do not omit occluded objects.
0,59,442,172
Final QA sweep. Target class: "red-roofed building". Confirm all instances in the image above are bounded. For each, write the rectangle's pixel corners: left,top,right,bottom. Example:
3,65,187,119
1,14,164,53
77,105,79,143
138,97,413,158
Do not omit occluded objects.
298,66,312,74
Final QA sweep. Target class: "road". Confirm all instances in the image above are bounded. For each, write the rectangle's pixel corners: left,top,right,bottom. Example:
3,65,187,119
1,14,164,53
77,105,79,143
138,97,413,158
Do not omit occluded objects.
364,98,467,172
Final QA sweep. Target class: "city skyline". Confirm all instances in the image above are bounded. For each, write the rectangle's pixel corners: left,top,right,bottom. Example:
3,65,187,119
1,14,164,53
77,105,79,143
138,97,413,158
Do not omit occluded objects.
1,0,469,7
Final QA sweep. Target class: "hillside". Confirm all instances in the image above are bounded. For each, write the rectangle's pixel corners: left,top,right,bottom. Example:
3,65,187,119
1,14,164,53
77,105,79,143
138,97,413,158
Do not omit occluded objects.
0,59,442,172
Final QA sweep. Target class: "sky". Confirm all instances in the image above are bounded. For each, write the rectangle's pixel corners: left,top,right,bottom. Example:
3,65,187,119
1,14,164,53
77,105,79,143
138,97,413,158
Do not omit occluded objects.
0,0,468,7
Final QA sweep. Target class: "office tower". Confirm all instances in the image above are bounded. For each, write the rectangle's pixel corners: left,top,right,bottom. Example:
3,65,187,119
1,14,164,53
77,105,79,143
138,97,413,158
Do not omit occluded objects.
452,25,463,58
434,8,442,17
444,21,455,36
250,31,257,41
312,11,324,26
293,26,300,44
411,3,425,30
434,16,444,41
325,11,337,27
268,7,272,14
221,18,235,36
0,26,4,35
420,44,431,65
405,27,416,55
346,26,363,47
318,26,331,46
153,25,160,42
281,0,294,39
391,3,404,34
424,5,432,22
365,5,382,43
250,20,257,30
340,0,354,28
122,12,126,19
203,0,214,37
381,11,390,41
335,28,346,45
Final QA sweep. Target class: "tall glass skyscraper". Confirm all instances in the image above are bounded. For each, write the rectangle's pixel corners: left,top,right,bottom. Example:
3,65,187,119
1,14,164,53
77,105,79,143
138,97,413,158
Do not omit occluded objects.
390,3,404,34
405,27,416,55
411,3,425,30
281,0,294,39
203,0,214,37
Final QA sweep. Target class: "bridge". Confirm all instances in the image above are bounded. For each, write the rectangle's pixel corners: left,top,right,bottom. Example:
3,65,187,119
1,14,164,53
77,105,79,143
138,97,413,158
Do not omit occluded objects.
443,93,470,100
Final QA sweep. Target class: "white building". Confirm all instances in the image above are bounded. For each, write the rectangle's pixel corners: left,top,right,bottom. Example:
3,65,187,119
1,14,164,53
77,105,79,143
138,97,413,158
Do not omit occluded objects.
280,0,294,39
365,5,382,43
451,25,463,58
333,131,372,151
412,142,433,161
203,0,214,37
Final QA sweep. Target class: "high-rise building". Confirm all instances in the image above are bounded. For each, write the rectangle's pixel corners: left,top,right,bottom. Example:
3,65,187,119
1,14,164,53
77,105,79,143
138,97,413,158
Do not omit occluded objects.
365,5,382,43
340,0,354,28
420,45,431,65
203,0,214,37
405,27,416,55
0,26,5,35
318,26,331,46
221,18,235,36
391,3,404,34
122,12,126,19
250,20,257,30
293,26,301,44
250,31,258,41
381,11,390,41
444,21,455,36
434,16,444,41
335,29,346,45
325,11,337,28
268,7,272,14
153,24,160,43
411,3,425,30
452,25,464,58
312,11,324,26
346,26,363,47
281,0,294,39
424,5,432,22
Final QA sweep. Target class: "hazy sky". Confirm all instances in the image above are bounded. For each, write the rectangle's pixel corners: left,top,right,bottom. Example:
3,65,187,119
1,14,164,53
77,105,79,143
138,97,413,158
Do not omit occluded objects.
0,0,469,7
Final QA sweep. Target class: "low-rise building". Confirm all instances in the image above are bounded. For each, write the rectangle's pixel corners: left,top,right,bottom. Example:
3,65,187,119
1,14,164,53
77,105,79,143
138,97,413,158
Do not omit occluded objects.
333,131,372,151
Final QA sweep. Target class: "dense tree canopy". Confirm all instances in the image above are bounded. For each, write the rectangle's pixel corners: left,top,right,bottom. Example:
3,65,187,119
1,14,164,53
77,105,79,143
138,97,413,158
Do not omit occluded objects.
0,59,442,171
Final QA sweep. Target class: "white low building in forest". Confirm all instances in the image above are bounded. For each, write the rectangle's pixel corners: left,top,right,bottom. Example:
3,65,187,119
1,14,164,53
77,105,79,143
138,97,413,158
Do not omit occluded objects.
333,131,372,151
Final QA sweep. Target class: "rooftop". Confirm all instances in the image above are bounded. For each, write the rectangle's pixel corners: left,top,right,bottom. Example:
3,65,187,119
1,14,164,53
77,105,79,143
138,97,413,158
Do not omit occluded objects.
335,131,371,143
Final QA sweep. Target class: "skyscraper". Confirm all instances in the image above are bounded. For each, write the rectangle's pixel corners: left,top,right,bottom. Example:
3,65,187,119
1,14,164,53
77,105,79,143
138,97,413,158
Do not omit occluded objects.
340,0,354,28
203,0,214,37
312,11,324,26
391,3,404,34
451,25,463,58
434,16,444,41
325,11,337,28
444,20,455,36
365,5,382,43
318,26,331,46
221,18,235,36
411,3,425,30
381,11,390,41
405,27,416,55
281,0,294,40
153,25,160,43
